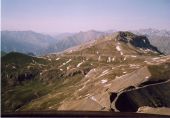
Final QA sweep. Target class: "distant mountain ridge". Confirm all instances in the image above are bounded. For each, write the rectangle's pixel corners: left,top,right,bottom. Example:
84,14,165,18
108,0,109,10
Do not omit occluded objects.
1,29,170,55
1,30,105,55
1,31,56,55
52,30,106,53
134,28,170,37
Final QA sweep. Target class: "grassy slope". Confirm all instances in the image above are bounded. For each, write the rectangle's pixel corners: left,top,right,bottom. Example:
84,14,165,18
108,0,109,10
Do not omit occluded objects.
1,52,50,112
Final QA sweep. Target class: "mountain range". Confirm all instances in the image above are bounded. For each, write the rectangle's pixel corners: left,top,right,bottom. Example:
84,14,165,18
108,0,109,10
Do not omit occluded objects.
1,31,56,55
2,28,170,56
2,31,170,115
1,30,105,55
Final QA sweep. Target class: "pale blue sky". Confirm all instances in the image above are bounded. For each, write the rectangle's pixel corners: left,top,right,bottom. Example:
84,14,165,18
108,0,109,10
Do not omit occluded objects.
2,0,170,33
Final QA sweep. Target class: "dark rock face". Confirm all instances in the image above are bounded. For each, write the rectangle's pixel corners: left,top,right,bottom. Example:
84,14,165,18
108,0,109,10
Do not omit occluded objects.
110,92,117,103
130,36,150,48
2,71,39,87
17,72,37,84
115,81,170,112
115,31,132,43
115,93,138,112
129,36,160,53
116,31,162,54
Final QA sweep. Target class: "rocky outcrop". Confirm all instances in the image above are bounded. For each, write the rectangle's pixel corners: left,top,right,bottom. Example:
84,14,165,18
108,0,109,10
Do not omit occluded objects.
108,66,152,92
114,80,170,112
115,31,162,54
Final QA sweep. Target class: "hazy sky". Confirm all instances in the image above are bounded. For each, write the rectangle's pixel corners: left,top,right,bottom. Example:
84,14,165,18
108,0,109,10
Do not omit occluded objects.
2,0,170,33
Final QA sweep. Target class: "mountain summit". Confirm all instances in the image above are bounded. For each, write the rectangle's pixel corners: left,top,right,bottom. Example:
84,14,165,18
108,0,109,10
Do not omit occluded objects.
63,31,162,59
115,31,161,53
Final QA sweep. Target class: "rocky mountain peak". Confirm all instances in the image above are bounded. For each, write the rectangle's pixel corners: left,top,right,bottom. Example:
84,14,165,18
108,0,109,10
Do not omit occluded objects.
115,31,148,44
114,31,162,53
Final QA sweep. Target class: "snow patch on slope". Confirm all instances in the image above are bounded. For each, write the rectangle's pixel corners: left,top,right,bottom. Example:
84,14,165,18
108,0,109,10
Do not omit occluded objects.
101,79,108,84
77,60,85,67
116,43,124,55
98,70,109,78
116,45,121,51
56,58,60,61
